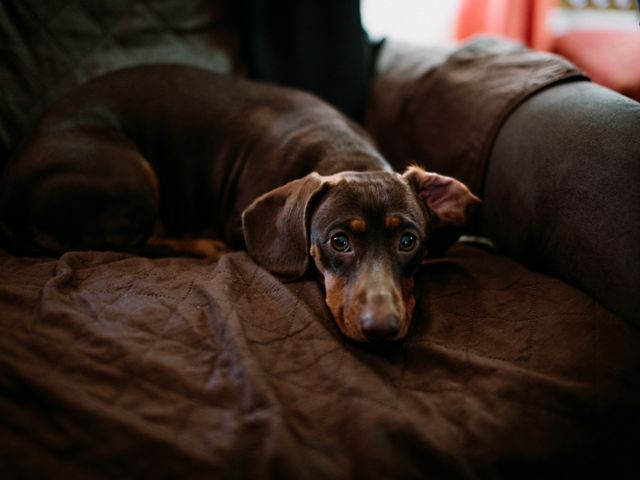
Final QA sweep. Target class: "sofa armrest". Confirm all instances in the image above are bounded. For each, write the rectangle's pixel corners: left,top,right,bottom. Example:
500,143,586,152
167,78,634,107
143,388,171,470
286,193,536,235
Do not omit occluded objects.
483,81,640,322
364,37,584,193
365,37,639,322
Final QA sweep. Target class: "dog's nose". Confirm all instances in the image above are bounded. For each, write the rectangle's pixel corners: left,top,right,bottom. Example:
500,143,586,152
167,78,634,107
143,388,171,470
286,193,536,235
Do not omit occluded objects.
361,312,400,341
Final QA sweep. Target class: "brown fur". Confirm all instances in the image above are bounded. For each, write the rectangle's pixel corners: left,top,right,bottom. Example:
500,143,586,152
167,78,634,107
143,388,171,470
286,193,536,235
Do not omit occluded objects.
324,274,364,341
147,236,230,259
400,275,416,338
384,215,401,230
349,218,366,233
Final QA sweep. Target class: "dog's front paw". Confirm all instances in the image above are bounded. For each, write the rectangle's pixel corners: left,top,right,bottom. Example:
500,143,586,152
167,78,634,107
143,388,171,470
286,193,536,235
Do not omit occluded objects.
147,236,231,259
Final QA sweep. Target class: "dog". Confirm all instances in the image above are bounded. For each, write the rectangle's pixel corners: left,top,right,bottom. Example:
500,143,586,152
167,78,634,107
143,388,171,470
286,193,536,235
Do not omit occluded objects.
0,65,480,342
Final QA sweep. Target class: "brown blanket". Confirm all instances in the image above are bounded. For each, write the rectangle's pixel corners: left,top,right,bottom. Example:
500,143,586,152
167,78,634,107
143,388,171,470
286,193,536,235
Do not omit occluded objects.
1,245,638,478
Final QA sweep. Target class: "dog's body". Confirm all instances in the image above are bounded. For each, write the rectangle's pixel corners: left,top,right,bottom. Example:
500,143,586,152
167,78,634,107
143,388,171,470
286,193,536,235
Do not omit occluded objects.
0,65,385,251
0,65,479,342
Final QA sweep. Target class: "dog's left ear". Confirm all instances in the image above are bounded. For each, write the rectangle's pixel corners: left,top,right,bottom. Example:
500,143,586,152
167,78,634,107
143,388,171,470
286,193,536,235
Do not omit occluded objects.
403,166,481,256
242,173,327,280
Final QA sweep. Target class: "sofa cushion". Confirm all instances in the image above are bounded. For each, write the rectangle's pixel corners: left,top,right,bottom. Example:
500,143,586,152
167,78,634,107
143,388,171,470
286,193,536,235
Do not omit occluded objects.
554,29,640,102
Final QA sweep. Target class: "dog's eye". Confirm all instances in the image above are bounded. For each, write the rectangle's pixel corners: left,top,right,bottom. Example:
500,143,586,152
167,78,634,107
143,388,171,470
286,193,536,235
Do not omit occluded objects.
399,233,418,252
330,233,350,252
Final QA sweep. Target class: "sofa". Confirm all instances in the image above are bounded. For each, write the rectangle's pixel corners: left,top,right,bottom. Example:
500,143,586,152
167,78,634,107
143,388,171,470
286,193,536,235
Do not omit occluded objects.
1,1,638,478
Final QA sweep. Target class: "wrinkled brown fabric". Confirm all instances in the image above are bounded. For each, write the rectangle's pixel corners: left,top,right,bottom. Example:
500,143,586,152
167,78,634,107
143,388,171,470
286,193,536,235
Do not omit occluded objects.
0,246,638,478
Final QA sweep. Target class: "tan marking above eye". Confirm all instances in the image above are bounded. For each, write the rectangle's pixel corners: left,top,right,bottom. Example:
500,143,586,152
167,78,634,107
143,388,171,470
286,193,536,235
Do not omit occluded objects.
349,218,366,233
385,215,401,230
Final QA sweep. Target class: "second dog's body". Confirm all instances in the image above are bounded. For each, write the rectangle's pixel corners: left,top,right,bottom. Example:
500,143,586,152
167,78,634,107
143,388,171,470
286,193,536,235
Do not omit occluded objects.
0,65,480,342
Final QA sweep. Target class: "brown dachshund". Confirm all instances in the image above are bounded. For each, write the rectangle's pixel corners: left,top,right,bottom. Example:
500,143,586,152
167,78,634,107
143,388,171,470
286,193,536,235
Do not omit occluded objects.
0,65,480,342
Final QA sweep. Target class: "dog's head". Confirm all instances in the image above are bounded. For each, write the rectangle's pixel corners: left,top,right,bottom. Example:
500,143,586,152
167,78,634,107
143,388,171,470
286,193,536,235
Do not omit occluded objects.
242,166,480,342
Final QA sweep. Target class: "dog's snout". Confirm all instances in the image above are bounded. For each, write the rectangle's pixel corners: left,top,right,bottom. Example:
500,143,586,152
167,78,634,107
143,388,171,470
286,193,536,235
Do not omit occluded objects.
355,286,403,341
361,311,400,340
366,290,393,307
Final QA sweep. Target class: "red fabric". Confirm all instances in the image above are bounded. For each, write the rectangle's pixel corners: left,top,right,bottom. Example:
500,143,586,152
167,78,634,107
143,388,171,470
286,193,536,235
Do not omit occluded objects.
554,30,640,101
456,0,556,50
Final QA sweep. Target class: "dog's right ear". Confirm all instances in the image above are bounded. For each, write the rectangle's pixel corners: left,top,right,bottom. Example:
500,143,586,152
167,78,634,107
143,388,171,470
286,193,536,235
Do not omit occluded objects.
403,166,481,257
242,173,327,280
